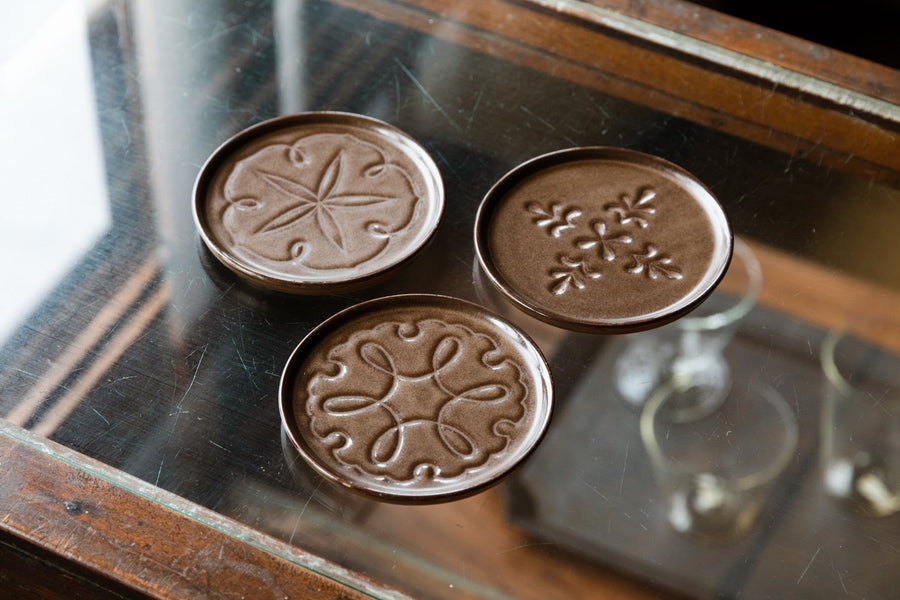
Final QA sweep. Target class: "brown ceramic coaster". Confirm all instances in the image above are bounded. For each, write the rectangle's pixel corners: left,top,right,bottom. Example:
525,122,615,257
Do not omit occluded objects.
193,112,444,293
279,294,553,503
475,147,732,334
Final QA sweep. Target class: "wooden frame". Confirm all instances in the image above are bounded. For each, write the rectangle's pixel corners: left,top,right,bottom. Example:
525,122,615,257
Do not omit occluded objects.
0,421,402,599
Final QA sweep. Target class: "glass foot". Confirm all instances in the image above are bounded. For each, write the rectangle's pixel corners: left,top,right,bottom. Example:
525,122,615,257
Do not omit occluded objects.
614,337,731,422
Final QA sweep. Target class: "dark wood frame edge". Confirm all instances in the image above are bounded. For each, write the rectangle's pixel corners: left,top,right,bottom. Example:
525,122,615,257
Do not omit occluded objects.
580,0,900,106
0,421,407,600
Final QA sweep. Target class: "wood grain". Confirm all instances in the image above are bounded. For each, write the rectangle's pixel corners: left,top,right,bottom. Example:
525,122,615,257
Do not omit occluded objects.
0,423,402,600
337,0,899,180
582,0,900,105
748,238,900,353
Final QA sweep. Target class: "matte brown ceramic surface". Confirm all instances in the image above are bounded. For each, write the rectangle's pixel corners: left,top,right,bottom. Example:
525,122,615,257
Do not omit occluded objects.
279,294,553,503
475,147,733,334
193,112,444,293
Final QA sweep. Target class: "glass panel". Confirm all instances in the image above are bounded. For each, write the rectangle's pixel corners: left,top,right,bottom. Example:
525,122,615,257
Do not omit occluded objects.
1,1,897,598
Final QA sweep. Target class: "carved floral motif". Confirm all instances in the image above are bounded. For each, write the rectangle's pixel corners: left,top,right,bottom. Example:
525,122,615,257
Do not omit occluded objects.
548,254,603,296
604,187,657,228
221,133,422,270
626,244,684,280
526,201,582,237
252,151,394,250
575,219,633,261
526,186,683,294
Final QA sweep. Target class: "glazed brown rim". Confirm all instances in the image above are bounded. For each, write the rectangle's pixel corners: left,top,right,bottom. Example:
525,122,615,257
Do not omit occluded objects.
474,146,733,334
278,294,554,504
192,112,444,294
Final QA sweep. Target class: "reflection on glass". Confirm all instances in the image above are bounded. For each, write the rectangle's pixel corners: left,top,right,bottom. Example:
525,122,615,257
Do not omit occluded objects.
821,330,900,517
471,256,571,357
0,0,109,346
641,380,798,541
614,237,761,421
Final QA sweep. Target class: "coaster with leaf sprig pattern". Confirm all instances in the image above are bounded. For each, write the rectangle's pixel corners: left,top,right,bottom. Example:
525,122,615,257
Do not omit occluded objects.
475,147,732,334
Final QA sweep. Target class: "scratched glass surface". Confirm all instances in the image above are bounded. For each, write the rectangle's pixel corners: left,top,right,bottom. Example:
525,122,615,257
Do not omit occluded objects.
1,1,898,598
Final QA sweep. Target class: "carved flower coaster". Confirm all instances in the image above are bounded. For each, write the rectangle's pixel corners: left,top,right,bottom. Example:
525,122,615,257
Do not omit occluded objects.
279,294,553,503
475,147,732,334
193,112,444,293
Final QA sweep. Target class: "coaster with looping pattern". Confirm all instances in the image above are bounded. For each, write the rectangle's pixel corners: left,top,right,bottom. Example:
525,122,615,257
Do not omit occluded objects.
279,294,553,503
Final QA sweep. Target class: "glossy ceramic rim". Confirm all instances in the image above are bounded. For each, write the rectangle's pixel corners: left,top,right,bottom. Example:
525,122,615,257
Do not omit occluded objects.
474,146,733,334
278,294,554,504
193,111,444,294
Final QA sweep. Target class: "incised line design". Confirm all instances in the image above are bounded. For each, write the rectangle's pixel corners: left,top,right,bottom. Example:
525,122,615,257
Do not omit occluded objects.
305,319,529,483
222,132,423,271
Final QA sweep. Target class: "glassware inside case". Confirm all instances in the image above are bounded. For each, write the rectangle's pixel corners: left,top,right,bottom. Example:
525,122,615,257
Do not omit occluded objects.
614,237,762,420
820,330,900,517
